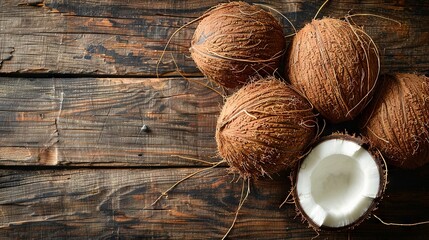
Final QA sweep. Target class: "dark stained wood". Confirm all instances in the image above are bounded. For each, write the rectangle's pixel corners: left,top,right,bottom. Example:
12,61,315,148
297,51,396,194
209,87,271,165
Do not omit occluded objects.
0,166,427,239
0,0,428,76
0,77,223,166
1,0,429,239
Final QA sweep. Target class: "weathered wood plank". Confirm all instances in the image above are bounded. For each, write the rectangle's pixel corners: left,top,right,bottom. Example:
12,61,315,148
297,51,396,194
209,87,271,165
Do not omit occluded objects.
0,0,428,76
0,77,223,166
0,166,427,239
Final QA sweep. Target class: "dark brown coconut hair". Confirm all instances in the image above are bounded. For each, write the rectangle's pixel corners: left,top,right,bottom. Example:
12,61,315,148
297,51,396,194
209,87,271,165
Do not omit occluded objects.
190,2,286,89
286,18,379,123
216,77,318,179
360,73,429,169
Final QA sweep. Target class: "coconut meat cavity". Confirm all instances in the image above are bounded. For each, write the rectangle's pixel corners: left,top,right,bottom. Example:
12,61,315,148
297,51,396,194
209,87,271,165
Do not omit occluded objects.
296,138,381,228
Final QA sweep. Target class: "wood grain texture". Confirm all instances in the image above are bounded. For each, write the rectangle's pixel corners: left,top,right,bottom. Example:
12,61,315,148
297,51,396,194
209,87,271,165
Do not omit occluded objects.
0,166,427,240
0,0,428,76
0,77,223,166
1,1,429,239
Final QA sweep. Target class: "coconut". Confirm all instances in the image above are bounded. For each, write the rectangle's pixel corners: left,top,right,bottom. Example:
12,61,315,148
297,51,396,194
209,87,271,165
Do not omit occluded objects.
360,73,429,169
286,18,379,123
216,77,318,179
190,2,285,89
293,134,386,230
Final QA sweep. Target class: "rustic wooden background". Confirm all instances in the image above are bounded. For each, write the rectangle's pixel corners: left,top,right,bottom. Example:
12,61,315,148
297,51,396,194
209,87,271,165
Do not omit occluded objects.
0,0,428,239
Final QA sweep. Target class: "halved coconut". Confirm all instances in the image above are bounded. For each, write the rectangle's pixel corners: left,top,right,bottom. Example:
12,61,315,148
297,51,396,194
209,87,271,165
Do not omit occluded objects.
293,134,385,230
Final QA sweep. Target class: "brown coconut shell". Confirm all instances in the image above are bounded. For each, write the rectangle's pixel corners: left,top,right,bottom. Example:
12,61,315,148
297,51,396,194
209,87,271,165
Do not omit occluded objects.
190,2,285,89
287,18,379,123
360,73,429,169
216,77,318,179
291,133,386,231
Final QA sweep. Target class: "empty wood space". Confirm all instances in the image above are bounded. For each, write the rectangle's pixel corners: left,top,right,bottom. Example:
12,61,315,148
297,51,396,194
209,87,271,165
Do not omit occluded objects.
0,0,428,239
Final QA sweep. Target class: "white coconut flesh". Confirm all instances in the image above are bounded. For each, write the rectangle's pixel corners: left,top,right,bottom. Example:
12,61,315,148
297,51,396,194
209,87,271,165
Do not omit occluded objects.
296,139,381,228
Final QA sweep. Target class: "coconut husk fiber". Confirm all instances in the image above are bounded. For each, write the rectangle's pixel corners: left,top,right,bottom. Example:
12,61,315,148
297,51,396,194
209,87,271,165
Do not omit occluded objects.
190,2,285,89
287,18,379,123
216,77,318,178
361,73,429,169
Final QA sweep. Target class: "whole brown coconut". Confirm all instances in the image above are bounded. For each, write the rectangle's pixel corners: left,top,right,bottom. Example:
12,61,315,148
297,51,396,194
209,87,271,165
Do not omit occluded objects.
360,73,429,169
216,77,318,178
287,18,379,123
190,2,285,89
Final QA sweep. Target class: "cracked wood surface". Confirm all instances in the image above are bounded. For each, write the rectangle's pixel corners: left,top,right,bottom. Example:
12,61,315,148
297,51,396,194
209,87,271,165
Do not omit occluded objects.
0,0,428,76
0,0,429,239
0,167,428,239
0,77,223,166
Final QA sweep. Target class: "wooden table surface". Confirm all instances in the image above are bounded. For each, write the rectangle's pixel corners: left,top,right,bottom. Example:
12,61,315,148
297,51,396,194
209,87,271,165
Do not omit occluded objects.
0,0,428,239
